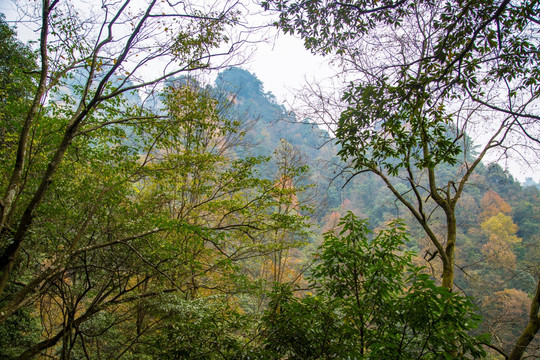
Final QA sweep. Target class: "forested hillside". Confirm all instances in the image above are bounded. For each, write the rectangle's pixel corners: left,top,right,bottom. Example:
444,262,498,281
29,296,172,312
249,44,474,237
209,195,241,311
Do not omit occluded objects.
0,1,539,359
218,67,540,358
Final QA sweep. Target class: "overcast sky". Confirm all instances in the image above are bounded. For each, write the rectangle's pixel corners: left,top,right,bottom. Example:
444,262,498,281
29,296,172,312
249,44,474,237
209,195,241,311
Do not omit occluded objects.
245,34,331,101
244,36,540,184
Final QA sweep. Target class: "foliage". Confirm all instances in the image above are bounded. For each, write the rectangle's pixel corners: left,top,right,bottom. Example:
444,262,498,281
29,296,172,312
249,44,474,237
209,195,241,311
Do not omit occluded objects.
0,5,312,357
0,0,248,301
138,294,252,360
218,67,540,360
0,16,37,184
262,19,540,360
1,1,539,355
480,190,513,221
260,213,487,359
264,0,540,116
0,291,39,360
482,289,532,353
482,213,521,246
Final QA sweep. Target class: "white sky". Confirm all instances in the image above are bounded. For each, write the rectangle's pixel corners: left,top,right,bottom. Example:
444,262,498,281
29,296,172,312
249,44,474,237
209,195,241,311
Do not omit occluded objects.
245,37,540,184
244,34,330,102
1,1,537,183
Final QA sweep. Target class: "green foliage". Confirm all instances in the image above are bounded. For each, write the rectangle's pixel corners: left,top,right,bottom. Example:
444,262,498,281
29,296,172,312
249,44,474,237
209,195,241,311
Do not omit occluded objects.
0,15,37,182
259,283,340,359
260,213,487,359
264,0,540,97
513,194,540,240
0,55,311,357
134,294,251,360
337,81,462,175
262,0,540,188
0,289,39,360
171,11,237,68
0,15,36,108
1,0,538,354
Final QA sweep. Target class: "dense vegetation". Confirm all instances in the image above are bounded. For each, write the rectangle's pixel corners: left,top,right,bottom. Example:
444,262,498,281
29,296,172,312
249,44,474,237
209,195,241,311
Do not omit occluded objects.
0,0,539,359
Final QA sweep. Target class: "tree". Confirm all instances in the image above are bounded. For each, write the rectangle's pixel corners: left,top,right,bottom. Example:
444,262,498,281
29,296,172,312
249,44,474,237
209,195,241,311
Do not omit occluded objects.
260,213,486,359
0,0,248,298
0,3,318,357
0,15,36,159
263,0,539,289
513,187,540,241
0,72,310,357
143,294,252,359
479,190,512,221
508,279,540,360
482,212,521,246
478,211,521,275
263,0,540,356
267,139,311,284
482,288,531,354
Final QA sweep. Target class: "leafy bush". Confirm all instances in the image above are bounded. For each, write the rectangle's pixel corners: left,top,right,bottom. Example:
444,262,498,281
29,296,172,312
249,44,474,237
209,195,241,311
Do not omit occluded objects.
259,213,487,359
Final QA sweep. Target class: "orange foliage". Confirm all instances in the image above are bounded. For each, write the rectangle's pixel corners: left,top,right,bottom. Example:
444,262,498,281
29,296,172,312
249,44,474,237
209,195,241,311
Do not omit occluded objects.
321,211,342,233
481,288,531,350
481,238,517,270
480,190,512,221
482,288,530,327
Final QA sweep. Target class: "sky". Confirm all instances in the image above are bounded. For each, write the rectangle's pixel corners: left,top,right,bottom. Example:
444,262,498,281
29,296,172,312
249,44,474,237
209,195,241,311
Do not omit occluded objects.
1,1,538,183
242,36,540,184
244,34,331,102
0,0,329,102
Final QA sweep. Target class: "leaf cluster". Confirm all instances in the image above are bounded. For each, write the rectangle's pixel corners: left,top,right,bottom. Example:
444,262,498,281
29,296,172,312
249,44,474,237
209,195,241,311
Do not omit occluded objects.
260,213,487,359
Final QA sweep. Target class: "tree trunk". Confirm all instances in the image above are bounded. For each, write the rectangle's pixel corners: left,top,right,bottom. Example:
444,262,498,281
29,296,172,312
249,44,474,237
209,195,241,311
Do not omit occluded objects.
442,212,456,290
0,0,52,233
508,279,540,360
441,258,454,290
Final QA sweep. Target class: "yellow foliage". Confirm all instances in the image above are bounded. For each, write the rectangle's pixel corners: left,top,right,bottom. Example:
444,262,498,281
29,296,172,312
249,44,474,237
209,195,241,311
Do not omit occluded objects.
481,213,521,245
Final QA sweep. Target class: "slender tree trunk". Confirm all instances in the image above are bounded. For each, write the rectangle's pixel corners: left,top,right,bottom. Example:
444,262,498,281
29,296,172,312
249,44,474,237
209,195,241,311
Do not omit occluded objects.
0,0,52,231
442,213,456,290
441,257,454,290
508,279,540,360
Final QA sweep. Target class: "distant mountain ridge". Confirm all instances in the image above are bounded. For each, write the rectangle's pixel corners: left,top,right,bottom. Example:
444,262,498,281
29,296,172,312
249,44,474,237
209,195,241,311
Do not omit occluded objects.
215,67,331,161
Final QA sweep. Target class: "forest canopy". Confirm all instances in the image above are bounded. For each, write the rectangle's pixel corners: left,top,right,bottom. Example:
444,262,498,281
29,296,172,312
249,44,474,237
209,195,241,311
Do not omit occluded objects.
0,0,539,359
